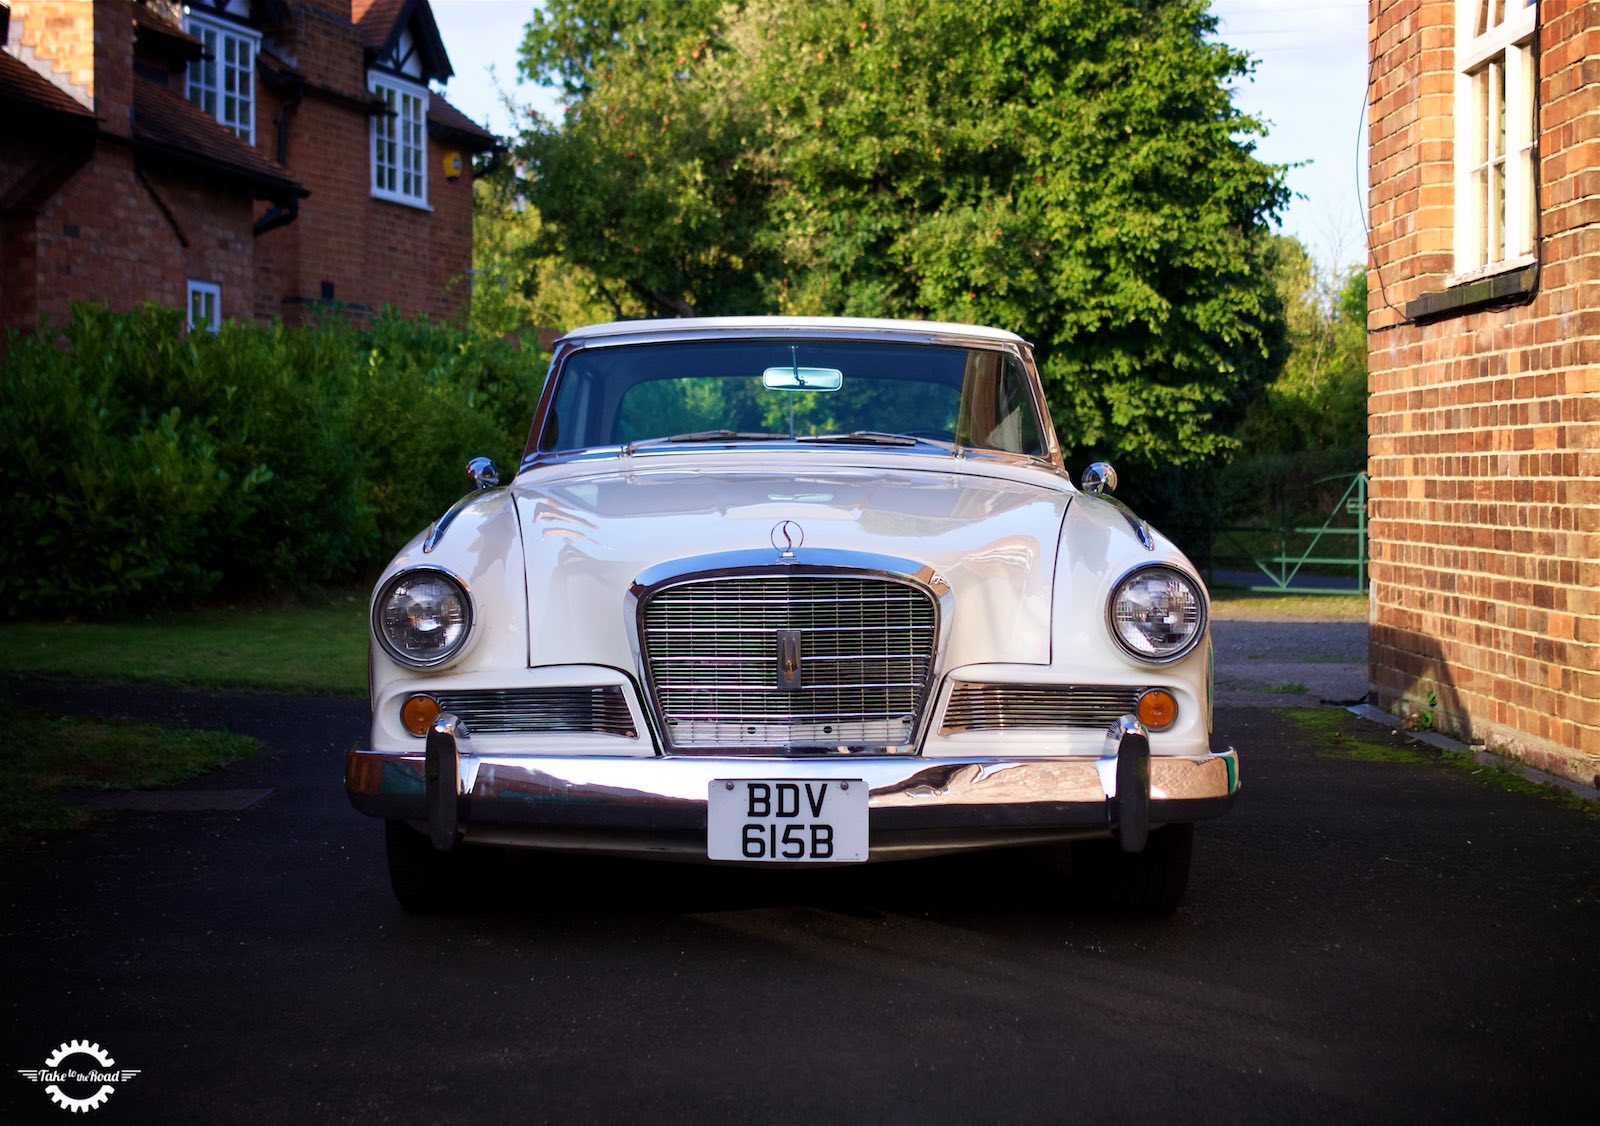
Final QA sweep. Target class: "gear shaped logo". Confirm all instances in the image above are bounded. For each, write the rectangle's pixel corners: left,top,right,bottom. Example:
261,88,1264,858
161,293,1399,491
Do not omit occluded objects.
16,1040,140,1113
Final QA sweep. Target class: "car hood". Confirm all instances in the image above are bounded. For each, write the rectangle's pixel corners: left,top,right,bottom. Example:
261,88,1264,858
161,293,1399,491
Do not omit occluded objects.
513,456,1071,669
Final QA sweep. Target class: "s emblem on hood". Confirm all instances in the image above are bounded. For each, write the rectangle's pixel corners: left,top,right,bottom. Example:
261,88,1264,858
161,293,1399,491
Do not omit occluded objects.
771,520,805,560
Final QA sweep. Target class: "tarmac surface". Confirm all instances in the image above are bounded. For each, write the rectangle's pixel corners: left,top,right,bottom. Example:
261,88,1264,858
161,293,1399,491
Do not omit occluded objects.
1211,619,1369,709
3,632,1597,1123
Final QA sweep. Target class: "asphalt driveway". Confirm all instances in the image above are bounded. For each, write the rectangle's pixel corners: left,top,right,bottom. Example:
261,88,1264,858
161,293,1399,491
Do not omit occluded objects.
2,676,1597,1124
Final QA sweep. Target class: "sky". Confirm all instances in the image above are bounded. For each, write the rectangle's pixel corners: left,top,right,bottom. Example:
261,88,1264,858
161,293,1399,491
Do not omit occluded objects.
428,0,1370,270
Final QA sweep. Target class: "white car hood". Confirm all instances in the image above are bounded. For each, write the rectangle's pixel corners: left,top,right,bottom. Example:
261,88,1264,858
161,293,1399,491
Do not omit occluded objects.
514,455,1070,669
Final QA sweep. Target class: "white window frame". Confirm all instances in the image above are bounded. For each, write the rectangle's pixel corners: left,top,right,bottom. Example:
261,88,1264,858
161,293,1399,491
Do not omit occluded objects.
1452,0,1538,282
187,280,222,334
183,11,261,145
369,73,431,209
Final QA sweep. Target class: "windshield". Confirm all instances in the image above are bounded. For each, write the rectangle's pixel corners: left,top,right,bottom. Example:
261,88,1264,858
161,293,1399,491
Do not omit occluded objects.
537,338,1048,457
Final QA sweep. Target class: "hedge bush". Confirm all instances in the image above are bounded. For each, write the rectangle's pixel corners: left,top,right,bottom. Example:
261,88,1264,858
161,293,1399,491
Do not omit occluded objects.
0,304,545,618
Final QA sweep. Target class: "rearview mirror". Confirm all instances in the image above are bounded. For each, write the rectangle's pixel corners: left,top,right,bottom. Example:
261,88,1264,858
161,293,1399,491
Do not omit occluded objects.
762,366,843,392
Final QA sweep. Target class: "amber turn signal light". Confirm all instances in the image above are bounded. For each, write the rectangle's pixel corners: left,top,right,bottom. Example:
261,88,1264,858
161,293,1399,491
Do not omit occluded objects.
1136,688,1178,731
401,694,442,737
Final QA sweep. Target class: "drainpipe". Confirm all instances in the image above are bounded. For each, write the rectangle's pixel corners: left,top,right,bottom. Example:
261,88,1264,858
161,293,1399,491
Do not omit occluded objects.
254,79,306,238
253,193,299,237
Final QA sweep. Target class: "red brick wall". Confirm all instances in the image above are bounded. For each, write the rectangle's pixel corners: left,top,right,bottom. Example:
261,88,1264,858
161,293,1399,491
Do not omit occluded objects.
254,0,476,324
23,145,258,327
1367,0,1600,782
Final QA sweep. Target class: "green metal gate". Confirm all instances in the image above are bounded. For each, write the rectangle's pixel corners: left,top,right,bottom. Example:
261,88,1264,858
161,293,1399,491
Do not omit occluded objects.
1212,472,1368,595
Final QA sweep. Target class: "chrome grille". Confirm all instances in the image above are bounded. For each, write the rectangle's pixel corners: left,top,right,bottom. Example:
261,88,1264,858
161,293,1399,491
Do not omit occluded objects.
941,683,1143,734
433,687,637,738
641,572,938,752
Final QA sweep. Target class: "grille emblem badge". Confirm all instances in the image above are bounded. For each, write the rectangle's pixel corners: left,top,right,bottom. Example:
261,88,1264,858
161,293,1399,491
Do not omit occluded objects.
771,519,804,560
776,629,803,690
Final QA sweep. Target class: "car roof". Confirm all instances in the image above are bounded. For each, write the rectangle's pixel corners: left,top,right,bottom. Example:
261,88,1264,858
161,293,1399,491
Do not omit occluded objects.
557,316,1029,347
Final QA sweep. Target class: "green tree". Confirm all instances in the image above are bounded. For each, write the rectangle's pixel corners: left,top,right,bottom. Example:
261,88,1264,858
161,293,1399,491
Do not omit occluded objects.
517,0,775,318
468,173,646,336
1236,236,1367,460
516,0,1290,468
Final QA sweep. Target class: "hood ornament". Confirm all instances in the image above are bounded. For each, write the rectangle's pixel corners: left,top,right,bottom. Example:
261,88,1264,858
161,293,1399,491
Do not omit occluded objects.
771,519,804,561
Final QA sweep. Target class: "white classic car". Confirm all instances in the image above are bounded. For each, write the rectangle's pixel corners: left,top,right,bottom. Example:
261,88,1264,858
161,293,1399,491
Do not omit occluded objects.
346,317,1239,914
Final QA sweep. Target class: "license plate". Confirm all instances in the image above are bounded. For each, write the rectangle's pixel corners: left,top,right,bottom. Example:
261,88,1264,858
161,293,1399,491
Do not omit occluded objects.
707,779,868,863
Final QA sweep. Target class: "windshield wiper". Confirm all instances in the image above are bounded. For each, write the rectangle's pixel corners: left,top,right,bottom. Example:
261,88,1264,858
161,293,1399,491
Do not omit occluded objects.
798,430,956,451
625,430,791,452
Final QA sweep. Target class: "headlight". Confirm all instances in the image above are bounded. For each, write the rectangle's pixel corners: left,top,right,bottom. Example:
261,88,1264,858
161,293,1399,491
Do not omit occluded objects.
373,569,473,668
1107,565,1206,663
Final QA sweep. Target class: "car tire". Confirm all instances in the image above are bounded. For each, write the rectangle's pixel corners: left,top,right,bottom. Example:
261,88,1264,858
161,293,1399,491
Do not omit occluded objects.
384,819,498,914
1072,822,1194,917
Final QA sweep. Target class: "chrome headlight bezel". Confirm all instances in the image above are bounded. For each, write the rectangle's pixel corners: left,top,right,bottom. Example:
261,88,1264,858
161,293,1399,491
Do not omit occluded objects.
1105,563,1207,665
372,567,475,670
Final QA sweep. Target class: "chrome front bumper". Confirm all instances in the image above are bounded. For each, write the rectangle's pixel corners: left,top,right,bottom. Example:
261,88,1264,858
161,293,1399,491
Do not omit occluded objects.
345,714,1240,861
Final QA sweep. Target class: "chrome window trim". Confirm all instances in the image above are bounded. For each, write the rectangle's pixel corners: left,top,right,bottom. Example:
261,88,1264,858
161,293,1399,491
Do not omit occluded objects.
371,565,476,670
630,562,950,757
1104,562,1209,666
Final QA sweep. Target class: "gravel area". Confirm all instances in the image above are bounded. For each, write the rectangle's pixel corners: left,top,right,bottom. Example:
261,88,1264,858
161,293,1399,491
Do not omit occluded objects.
1211,619,1369,708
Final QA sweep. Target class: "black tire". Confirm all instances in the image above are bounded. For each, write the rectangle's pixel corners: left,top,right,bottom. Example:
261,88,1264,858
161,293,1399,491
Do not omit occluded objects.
1072,822,1195,917
384,820,498,914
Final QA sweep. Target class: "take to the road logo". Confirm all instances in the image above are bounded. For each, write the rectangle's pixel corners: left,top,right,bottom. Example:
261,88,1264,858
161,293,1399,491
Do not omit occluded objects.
16,1040,140,1113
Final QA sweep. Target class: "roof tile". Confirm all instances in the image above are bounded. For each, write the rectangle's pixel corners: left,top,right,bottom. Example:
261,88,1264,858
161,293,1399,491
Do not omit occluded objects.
132,79,307,198
0,49,96,120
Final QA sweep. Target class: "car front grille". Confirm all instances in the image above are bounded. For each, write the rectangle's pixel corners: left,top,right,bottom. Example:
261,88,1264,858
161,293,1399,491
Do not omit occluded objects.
433,687,637,738
640,572,938,753
940,683,1143,734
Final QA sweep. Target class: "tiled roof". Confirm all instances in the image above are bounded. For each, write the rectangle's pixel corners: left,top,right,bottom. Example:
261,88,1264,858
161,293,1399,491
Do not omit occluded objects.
352,0,452,81
132,79,308,199
427,92,500,150
0,49,96,120
352,0,408,49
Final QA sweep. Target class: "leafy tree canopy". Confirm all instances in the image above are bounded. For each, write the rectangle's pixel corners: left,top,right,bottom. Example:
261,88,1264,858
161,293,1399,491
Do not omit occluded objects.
515,0,1290,467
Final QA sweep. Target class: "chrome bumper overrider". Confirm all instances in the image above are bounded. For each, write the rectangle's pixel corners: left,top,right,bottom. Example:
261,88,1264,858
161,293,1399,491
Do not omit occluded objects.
345,713,1240,860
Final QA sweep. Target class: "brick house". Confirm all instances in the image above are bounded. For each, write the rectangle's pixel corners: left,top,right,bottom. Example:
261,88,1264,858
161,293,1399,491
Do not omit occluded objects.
0,0,497,336
1367,0,1598,783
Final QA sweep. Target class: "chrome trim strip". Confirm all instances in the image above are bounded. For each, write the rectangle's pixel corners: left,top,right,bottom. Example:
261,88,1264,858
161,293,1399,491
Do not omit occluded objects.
422,491,481,554
1106,496,1155,550
632,551,951,598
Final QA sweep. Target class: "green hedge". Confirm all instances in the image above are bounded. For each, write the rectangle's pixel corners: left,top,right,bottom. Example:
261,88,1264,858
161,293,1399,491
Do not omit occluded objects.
0,305,544,618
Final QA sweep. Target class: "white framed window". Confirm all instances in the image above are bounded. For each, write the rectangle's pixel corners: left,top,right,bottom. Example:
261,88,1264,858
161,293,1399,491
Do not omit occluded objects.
370,73,430,208
183,11,260,144
187,280,221,333
1454,0,1537,279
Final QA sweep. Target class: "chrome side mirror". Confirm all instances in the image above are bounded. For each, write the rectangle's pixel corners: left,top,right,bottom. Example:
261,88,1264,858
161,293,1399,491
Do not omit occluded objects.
1081,461,1118,495
466,456,500,491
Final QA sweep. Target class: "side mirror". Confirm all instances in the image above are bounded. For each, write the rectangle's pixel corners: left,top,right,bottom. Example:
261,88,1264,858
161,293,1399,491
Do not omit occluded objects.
1081,461,1117,495
466,456,500,491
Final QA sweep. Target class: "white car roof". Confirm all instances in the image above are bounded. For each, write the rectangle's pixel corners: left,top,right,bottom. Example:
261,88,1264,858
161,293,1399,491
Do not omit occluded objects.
557,315,1029,347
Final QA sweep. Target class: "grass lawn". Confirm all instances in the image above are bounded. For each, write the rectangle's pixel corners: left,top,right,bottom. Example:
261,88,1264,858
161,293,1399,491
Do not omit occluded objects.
1209,589,1367,622
0,594,368,697
0,711,260,853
